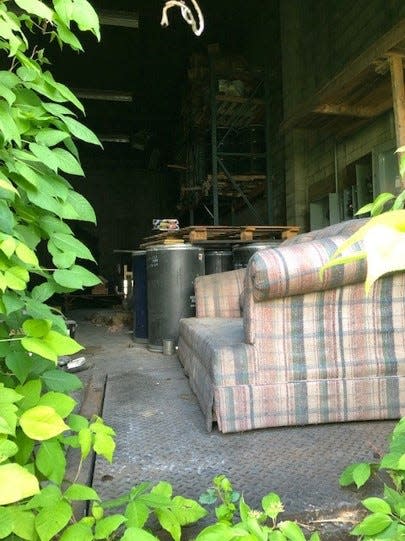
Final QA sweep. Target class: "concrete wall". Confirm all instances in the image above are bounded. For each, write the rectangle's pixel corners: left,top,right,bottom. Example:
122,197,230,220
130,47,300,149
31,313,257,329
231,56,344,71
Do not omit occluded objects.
73,146,178,282
280,0,405,229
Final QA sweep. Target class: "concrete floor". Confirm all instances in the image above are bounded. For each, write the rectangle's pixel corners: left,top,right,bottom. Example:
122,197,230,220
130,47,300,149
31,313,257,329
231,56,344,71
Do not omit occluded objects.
69,308,397,540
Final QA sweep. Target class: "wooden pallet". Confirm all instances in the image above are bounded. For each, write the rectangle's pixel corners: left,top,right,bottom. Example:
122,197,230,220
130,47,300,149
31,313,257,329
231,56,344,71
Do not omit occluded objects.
140,225,300,248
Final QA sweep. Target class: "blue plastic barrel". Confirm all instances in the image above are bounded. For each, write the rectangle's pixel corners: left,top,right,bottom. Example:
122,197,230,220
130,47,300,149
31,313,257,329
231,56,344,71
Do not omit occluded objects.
132,250,148,343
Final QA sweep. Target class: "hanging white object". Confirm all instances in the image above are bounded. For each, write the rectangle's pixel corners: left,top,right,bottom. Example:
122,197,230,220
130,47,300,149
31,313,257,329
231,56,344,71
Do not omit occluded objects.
161,0,204,36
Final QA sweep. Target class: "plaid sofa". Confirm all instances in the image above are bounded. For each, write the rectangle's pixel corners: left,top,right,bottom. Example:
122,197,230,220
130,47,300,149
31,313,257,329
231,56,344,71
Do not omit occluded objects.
178,219,405,433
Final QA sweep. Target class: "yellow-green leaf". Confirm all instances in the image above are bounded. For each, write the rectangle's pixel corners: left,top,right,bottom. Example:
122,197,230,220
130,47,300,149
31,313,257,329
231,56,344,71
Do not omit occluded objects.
363,223,405,292
23,318,52,338
0,178,18,195
19,405,69,440
0,463,40,505
21,336,57,362
16,242,39,266
0,237,16,258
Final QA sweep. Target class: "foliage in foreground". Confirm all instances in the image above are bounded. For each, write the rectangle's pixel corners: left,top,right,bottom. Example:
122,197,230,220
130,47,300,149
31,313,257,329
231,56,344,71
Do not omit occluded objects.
340,418,405,539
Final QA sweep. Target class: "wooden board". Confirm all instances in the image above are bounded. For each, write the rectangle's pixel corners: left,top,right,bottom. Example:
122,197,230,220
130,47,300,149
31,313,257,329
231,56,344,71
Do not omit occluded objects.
140,225,300,248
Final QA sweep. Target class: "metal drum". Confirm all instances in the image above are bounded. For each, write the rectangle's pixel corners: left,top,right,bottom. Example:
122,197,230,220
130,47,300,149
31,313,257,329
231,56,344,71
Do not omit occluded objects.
146,244,205,352
233,241,282,269
204,249,233,275
132,250,148,343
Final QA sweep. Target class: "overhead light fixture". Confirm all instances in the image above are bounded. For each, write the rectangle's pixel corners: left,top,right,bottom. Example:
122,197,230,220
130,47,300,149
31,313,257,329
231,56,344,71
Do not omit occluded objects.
99,10,139,29
73,89,133,102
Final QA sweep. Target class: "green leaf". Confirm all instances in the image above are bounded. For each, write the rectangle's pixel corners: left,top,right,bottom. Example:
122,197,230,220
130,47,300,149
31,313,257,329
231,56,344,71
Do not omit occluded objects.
0,200,14,234
351,513,393,536
5,265,29,290
2,291,25,314
194,523,235,541
14,0,54,20
31,282,57,302
60,523,93,541
278,521,306,541
0,177,18,196
64,483,100,502
43,329,83,355
35,128,70,146
21,336,57,362
23,318,52,338
0,463,40,505
29,143,58,172
54,265,100,289
0,102,21,145
19,405,69,440
25,484,62,509
35,500,72,541
5,351,32,384
14,428,34,465
156,508,181,541
38,391,76,418
36,439,66,484
362,497,392,515
94,515,126,539
40,368,82,392
125,500,149,528
0,71,20,89
78,427,92,459
53,250,76,269
10,508,36,540
63,190,97,223
15,242,39,266
15,379,42,411
61,115,101,146
262,492,284,520
352,463,372,488
93,431,115,463
0,507,13,540
0,83,16,106
52,147,84,176
121,527,160,541
152,481,173,499
41,101,76,118
171,495,207,525
0,439,18,463
71,0,100,40
55,17,84,51
52,233,95,261
67,413,88,431
39,215,73,236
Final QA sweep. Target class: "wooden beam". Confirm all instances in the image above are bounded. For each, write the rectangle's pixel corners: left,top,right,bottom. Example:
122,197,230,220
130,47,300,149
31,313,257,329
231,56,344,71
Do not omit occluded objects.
313,104,377,118
388,53,405,188
281,18,405,132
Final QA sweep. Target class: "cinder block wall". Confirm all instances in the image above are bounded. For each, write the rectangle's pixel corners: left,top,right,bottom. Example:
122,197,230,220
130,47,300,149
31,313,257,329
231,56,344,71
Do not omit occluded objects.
280,1,404,229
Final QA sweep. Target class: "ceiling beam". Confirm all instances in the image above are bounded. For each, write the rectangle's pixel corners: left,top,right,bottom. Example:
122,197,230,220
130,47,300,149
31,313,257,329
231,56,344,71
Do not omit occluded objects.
281,18,405,132
98,10,139,29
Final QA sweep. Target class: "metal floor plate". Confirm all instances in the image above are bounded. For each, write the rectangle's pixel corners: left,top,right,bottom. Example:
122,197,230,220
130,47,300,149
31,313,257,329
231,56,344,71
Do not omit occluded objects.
72,312,396,540
91,353,395,538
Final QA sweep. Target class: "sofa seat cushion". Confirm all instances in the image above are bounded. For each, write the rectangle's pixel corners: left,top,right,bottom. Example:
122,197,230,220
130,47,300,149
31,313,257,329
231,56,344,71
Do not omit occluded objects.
178,317,258,387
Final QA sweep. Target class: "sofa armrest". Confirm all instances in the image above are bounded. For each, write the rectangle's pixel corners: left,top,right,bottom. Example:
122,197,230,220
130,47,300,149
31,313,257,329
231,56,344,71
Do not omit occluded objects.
248,235,366,302
195,268,245,318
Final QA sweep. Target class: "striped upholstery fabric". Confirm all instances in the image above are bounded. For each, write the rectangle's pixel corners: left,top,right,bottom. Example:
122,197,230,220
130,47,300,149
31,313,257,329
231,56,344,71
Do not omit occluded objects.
249,235,366,303
195,268,245,318
177,218,405,433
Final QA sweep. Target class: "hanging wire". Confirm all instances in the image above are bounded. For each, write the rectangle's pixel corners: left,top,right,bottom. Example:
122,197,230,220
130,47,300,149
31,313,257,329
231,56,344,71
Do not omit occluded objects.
161,0,204,36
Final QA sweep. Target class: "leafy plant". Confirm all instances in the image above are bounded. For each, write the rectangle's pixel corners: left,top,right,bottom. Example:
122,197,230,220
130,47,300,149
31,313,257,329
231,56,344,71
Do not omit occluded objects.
197,475,320,541
322,188,405,292
339,418,405,539
0,3,210,539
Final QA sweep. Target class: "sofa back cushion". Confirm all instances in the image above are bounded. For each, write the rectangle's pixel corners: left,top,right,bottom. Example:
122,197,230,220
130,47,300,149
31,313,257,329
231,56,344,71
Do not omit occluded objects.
248,235,366,303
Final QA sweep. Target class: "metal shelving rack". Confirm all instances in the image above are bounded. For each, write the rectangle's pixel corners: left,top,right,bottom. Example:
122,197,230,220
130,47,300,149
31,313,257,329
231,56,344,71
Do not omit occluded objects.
208,54,272,225
178,51,273,226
